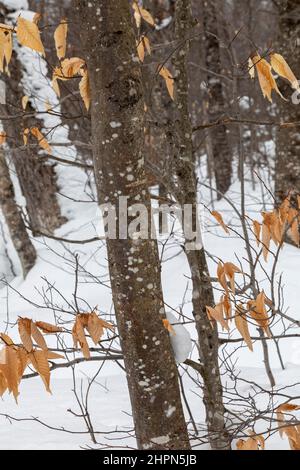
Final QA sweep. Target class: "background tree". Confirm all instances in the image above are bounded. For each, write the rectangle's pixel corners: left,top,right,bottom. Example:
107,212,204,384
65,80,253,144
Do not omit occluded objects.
0,2,65,235
0,149,36,276
275,1,300,206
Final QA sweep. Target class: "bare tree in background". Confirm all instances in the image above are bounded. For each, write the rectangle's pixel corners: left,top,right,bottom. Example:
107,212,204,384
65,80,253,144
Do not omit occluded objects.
0,2,65,235
275,1,300,206
169,0,231,449
202,0,232,198
0,150,36,276
29,0,93,165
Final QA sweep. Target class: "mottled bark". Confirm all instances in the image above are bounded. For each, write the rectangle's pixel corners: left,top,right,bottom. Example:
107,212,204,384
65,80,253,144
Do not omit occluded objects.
172,0,231,449
0,151,36,277
76,0,190,450
275,0,300,205
203,0,232,198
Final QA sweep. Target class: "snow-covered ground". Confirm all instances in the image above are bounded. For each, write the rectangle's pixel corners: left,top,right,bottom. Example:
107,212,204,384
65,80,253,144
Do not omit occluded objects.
0,0,300,451
1,165,299,450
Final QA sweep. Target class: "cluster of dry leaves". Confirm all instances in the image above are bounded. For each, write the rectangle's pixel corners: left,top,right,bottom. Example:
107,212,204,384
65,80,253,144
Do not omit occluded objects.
0,319,63,401
0,14,90,150
276,403,300,450
237,403,300,450
0,311,113,402
236,431,265,450
209,197,300,351
72,312,113,359
210,201,300,450
206,262,271,351
249,52,299,102
0,4,175,149
132,0,174,100
253,196,300,261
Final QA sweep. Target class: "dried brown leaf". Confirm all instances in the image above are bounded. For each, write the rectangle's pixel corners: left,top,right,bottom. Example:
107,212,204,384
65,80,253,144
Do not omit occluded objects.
18,318,33,352
31,322,48,351
17,17,45,56
159,66,174,100
54,18,68,60
30,127,52,154
79,68,90,111
35,321,63,334
252,54,285,102
235,307,253,352
271,53,299,90
211,210,229,234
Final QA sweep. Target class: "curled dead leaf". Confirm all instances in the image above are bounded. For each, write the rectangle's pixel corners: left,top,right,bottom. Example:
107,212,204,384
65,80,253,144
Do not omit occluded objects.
159,66,174,100
17,17,45,56
79,68,90,111
18,318,33,353
132,2,155,27
35,321,63,334
54,18,68,60
211,210,229,234
30,127,52,154
271,53,299,90
251,54,285,102
234,305,253,352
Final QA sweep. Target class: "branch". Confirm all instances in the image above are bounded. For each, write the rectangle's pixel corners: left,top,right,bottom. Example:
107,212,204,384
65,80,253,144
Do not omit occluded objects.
23,355,124,380
193,116,300,132
26,227,105,244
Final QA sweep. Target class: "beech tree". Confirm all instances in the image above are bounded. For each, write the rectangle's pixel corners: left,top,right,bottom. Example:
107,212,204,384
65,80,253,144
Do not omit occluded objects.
75,0,190,450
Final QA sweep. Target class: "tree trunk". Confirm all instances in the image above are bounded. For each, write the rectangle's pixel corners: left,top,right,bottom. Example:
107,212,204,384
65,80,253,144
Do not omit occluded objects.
76,0,190,450
28,0,93,165
0,150,36,277
172,0,231,449
275,0,300,205
203,0,232,198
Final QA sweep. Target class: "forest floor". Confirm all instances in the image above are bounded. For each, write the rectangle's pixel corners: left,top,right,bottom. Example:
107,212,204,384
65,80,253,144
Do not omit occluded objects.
0,167,299,449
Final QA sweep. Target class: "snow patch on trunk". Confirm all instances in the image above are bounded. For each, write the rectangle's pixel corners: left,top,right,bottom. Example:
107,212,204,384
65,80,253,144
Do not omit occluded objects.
166,312,192,363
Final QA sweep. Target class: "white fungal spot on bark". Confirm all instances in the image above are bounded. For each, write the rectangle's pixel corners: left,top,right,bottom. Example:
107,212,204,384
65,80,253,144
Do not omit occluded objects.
110,121,122,128
151,435,170,445
139,381,149,387
192,290,200,299
165,405,176,418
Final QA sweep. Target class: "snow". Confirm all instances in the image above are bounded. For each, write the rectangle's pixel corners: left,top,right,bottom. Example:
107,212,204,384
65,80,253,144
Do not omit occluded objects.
2,0,28,10
166,312,192,364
